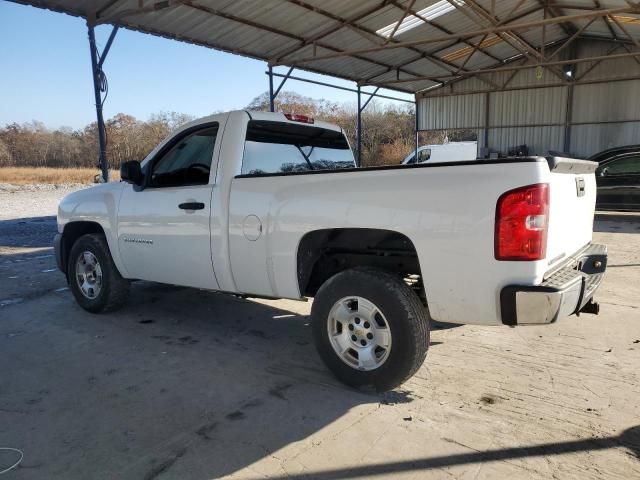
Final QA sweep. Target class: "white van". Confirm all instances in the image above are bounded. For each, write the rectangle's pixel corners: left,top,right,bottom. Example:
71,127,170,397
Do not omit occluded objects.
402,141,478,164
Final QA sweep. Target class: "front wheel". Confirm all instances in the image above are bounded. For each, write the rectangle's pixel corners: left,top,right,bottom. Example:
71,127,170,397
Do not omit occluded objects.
68,233,130,313
312,268,430,391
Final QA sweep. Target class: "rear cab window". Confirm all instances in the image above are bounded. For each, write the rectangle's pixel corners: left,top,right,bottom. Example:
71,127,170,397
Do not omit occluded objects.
241,120,355,175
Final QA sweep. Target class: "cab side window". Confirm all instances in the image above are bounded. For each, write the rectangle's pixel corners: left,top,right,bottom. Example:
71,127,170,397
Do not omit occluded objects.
406,148,431,165
417,148,431,162
149,125,218,187
597,155,640,176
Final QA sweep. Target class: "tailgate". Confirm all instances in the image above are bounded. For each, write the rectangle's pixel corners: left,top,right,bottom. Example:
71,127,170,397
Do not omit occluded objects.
545,157,598,268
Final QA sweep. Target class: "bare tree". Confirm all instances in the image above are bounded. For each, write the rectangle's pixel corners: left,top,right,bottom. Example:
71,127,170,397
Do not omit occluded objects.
0,99,417,169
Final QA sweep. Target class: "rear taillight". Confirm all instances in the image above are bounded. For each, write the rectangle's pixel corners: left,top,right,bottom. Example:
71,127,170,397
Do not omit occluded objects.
495,183,549,261
284,113,314,124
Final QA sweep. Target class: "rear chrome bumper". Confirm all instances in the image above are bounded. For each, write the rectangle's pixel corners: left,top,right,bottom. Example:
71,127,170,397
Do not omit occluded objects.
501,243,607,325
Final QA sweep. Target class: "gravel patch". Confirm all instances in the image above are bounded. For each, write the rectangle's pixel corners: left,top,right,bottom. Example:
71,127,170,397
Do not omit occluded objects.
0,182,89,193
0,184,89,220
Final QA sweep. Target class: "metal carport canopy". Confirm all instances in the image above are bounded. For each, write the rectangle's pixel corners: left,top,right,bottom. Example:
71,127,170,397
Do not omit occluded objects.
11,0,640,94
9,0,640,178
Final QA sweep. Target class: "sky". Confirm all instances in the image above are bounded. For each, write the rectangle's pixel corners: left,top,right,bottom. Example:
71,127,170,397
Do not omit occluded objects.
0,1,413,130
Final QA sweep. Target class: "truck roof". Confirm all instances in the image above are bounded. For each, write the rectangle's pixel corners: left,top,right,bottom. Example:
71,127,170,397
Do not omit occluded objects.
246,110,342,132
182,110,342,133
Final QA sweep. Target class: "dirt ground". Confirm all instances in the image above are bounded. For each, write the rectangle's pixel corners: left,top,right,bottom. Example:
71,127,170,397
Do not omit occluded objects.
0,188,639,479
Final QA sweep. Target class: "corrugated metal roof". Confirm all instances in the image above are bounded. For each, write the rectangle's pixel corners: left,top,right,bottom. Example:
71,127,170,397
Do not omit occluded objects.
9,0,640,94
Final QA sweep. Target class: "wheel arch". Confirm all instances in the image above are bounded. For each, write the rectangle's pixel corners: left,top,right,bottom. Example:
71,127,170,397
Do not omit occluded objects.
296,228,425,303
60,221,106,277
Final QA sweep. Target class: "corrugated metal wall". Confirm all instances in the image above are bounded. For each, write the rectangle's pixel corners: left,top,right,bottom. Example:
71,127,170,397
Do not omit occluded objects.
418,94,486,130
417,39,640,158
570,79,640,155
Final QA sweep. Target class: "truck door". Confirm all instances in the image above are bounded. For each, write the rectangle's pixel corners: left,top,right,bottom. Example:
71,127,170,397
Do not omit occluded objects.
228,118,355,298
116,123,220,289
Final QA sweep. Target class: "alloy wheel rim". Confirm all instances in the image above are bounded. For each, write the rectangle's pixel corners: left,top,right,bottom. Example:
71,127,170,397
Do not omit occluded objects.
75,251,103,300
327,296,392,371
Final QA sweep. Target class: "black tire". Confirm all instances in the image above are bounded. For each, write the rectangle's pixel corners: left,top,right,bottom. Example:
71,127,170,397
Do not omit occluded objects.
68,233,129,313
311,268,430,392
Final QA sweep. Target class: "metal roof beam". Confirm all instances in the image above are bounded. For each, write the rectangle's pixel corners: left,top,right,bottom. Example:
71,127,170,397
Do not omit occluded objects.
420,36,569,96
442,0,553,85
272,7,638,66
418,72,640,98
387,0,503,63
578,34,634,45
273,67,295,99
383,0,416,44
278,0,483,81
97,25,119,68
575,43,623,80
271,0,392,63
454,33,489,74
360,87,380,112
380,0,503,89
177,1,427,83
591,0,619,39
95,0,422,82
501,58,529,88
546,2,635,11
94,0,123,22
621,42,640,66
548,16,598,59
266,71,414,103
458,0,568,82
363,3,544,84
366,50,640,86
536,0,576,36
96,0,187,24
609,13,640,49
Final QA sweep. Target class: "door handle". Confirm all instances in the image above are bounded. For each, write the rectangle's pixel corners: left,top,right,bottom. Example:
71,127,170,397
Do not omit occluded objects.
179,202,205,210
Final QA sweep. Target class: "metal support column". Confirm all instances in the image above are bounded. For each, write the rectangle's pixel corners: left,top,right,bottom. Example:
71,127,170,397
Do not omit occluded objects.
355,86,379,167
87,24,118,183
268,65,275,112
484,92,490,150
356,85,362,167
564,83,574,153
263,70,413,166
268,66,295,112
414,100,419,162
273,67,294,101
88,24,109,182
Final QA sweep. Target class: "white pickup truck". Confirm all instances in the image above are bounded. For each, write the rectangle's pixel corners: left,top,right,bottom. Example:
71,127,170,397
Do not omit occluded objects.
55,110,607,391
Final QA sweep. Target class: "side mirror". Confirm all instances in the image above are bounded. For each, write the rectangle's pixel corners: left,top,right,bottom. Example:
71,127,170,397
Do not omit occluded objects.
120,161,144,186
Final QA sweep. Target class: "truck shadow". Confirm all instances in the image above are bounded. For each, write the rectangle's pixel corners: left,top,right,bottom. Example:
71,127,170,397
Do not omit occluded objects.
0,281,416,479
0,215,57,249
1,275,636,478
0,217,631,479
250,425,640,479
594,214,640,234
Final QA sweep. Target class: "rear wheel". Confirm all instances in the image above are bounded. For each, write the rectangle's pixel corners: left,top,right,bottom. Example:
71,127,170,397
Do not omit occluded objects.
68,233,129,313
312,268,430,391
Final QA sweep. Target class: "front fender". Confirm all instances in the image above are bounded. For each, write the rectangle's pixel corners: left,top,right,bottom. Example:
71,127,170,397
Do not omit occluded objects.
58,183,128,277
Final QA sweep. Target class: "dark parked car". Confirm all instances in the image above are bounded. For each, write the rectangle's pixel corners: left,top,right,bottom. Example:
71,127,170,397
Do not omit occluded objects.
590,145,640,211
